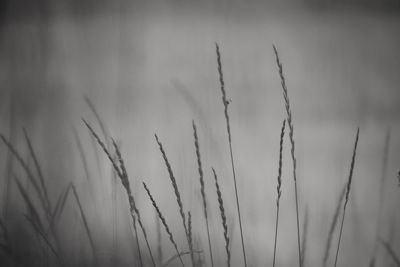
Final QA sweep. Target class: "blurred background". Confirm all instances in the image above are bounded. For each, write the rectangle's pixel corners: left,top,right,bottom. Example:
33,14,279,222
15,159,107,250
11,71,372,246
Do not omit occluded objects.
0,0,399,266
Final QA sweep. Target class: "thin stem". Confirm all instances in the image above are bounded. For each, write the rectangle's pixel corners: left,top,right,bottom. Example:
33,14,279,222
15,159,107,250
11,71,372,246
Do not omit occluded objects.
215,43,247,267
334,128,360,267
273,204,280,267
132,215,144,267
192,120,214,267
273,45,301,267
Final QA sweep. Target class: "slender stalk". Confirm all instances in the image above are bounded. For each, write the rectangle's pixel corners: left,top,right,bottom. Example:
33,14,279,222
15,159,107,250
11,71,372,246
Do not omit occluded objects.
334,128,360,267
192,120,214,267
301,206,309,267
156,211,163,264
132,214,144,267
162,251,203,267
370,128,391,266
322,183,346,267
273,45,302,267
143,182,185,267
155,134,195,266
112,139,156,267
83,119,154,267
215,43,247,267
273,120,285,267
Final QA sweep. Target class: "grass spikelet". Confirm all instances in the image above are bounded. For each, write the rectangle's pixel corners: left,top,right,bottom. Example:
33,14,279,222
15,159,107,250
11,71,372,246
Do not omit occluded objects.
273,119,285,267
82,119,122,178
187,211,194,266
83,119,146,267
212,168,230,267
111,138,156,267
323,183,346,267
334,128,360,267
192,120,214,267
143,182,184,267
215,43,247,267
273,44,302,267
154,134,192,259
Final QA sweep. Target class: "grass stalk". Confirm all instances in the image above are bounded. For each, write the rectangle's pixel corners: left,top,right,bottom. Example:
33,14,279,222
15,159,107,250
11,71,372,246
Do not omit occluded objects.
370,128,391,266
83,119,153,267
273,44,302,267
322,183,346,267
301,206,309,267
112,139,156,267
215,43,247,267
162,250,203,267
192,120,214,267
143,182,185,267
155,134,194,266
334,128,360,267
156,211,163,264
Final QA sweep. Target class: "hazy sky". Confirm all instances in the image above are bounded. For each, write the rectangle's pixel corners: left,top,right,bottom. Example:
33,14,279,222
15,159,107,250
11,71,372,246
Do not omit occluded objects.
0,1,399,266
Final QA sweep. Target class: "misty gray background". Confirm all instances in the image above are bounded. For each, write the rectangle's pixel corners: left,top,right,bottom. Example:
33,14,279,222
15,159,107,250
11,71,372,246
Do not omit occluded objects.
0,0,399,266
